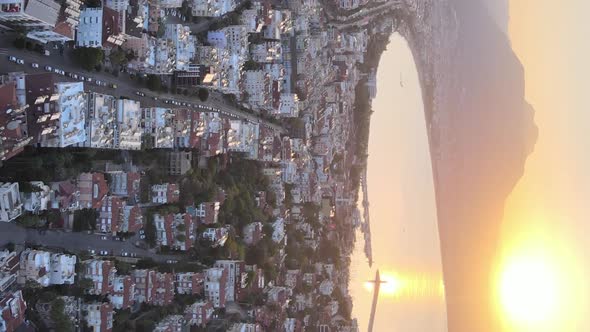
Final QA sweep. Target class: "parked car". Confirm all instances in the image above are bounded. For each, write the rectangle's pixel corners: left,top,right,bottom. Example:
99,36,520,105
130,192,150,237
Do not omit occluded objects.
121,252,129,257
31,63,39,68
100,235,108,240
16,59,24,64
45,65,52,72
130,253,137,257
135,91,145,97
139,229,145,235
8,56,16,62
109,83,117,88
140,234,146,240
86,77,92,82
99,250,109,256
88,249,96,255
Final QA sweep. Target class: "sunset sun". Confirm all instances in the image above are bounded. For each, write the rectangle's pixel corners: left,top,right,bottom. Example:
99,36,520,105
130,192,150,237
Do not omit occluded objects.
498,253,563,327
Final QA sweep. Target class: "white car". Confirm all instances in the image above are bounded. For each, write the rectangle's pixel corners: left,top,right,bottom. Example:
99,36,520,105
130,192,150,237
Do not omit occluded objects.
121,252,129,257
16,59,24,65
101,235,108,240
99,250,109,256
86,77,92,82
88,249,96,255
140,234,146,240
31,63,39,68
45,65,52,72
8,56,16,62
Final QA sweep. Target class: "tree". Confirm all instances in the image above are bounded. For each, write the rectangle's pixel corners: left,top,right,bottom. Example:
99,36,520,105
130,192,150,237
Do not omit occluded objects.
109,48,128,67
72,47,104,71
17,214,41,228
73,208,98,232
198,88,209,102
50,298,74,332
13,38,25,49
147,74,162,91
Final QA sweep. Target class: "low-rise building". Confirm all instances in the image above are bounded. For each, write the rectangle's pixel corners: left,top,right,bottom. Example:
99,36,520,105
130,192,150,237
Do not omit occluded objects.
97,196,124,234
109,275,135,310
175,272,204,295
151,183,180,204
204,267,227,308
19,249,76,286
154,315,184,332
0,250,19,293
213,260,246,302
82,302,113,332
201,227,228,247
154,213,195,251
192,0,235,17
184,300,213,327
0,290,26,332
81,259,116,295
193,202,220,225
108,171,141,203
20,181,51,213
77,173,109,209
133,270,175,306
120,205,143,233
0,80,31,162
167,151,192,176
242,222,263,246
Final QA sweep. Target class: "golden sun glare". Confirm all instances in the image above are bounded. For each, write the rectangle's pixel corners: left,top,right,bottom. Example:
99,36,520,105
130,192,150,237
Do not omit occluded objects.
500,257,559,323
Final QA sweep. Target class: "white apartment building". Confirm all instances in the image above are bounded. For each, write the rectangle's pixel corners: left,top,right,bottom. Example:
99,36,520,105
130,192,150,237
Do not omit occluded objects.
81,259,116,295
242,70,270,109
0,0,78,43
0,182,22,222
83,302,114,332
192,0,235,17
213,260,244,302
20,181,51,213
227,120,259,159
276,93,299,117
116,99,142,150
142,107,174,148
44,82,87,148
164,24,196,71
85,93,117,149
76,8,102,47
19,249,76,286
204,267,227,308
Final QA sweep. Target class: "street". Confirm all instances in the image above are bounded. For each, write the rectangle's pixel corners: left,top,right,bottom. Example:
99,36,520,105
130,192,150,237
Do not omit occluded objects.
0,34,284,133
0,222,180,263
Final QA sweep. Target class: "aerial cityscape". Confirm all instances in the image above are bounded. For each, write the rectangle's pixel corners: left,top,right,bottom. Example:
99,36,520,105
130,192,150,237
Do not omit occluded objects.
0,0,587,330
0,0,410,329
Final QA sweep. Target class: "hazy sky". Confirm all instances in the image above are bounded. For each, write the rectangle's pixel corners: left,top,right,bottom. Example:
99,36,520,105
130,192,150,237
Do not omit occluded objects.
349,34,446,332
352,1,590,331
498,0,590,330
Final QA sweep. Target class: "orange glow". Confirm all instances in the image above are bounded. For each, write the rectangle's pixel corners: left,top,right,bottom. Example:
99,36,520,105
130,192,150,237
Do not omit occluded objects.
498,254,560,326
494,230,583,332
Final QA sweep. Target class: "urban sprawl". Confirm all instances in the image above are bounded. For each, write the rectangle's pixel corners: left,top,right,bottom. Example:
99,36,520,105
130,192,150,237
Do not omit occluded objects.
0,0,403,330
